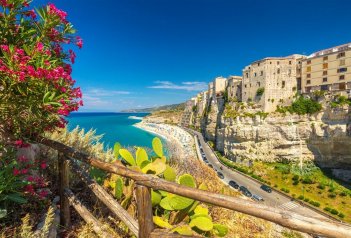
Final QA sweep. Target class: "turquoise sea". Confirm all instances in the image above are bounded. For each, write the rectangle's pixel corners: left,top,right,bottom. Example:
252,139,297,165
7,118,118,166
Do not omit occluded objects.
67,112,157,149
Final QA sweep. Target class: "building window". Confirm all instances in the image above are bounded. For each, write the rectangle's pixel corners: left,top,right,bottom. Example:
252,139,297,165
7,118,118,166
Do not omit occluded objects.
260,71,263,76
340,75,345,80
258,63,260,66
246,73,249,78
337,67,347,73
277,61,280,65
323,77,328,82
307,60,311,65
307,73,311,78
282,81,286,88
306,66,311,72
340,59,346,66
270,62,272,64
257,82,261,87
323,71,328,76
254,72,257,77
337,52,345,58
307,80,311,84
245,84,247,88
323,56,328,61
339,83,346,90
289,61,292,65
277,69,280,74
323,63,328,69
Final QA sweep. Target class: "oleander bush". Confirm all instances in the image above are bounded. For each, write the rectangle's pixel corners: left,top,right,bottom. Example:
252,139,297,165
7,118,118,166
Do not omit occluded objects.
0,0,83,140
0,0,82,225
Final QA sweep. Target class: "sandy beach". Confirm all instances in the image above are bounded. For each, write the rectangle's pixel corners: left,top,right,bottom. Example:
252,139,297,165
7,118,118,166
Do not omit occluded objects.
134,121,196,159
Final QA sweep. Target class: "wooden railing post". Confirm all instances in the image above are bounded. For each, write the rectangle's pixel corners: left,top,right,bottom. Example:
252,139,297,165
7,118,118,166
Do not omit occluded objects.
136,185,154,238
58,153,70,228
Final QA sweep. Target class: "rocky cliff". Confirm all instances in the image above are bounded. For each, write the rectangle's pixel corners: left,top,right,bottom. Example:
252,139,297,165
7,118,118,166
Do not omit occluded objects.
198,100,351,172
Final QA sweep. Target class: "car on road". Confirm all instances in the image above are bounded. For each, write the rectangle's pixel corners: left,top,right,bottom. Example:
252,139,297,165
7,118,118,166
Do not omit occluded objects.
208,164,213,168
260,184,272,193
228,180,239,189
252,194,264,202
217,172,224,179
239,186,252,197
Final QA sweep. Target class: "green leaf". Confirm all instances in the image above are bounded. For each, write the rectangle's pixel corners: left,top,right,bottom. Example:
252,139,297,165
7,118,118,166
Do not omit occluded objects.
169,195,194,210
113,142,121,159
159,197,174,211
152,137,163,157
198,183,208,190
114,177,123,200
153,216,173,229
171,225,193,236
142,159,166,175
119,149,136,166
194,205,208,215
151,190,162,206
136,147,148,167
140,160,151,169
163,165,176,182
189,216,213,231
6,193,27,204
178,174,196,188
213,224,228,237
0,209,7,219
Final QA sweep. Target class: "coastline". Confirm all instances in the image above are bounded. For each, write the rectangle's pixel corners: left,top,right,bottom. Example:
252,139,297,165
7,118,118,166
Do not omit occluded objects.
133,120,196,159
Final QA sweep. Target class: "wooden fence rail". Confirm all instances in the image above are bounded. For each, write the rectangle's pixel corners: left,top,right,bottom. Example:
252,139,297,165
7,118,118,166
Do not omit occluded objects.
37,137,351,238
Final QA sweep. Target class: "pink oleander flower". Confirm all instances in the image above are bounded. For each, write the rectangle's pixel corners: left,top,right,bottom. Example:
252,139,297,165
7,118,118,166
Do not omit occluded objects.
48,3,67,23
25,9,36,19
69,49,76,64
76,36,83,49
38,189,49,199
40,162,47,169
36,42,44,52
0,45,9,52
18,155,29,163
24,184,35,194
20,168,28,174
13,168,20,176
57,108,69,116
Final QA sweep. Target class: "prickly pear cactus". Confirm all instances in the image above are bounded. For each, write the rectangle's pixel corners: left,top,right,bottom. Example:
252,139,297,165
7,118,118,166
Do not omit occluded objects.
103,137,228,237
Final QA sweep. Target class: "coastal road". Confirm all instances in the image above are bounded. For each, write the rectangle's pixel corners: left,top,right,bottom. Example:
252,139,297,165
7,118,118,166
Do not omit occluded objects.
186,129,331,221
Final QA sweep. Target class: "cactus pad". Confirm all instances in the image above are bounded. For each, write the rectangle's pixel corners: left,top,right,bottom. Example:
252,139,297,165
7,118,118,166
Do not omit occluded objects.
152,137,163,157
119,149,136,166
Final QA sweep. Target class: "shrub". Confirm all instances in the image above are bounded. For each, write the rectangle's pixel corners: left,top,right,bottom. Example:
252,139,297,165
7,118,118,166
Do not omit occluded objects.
324,207,331,212
292,175,299,181
304,198,310,202
292,181,299,185
301,177,314,184
0,1,83,140
317,184,325,190
277,96,322,115
338,213,345,218
309,201,320,207
328,193,337,198
298,195,304,200
330,209,339,215
256,87,265,97
339,191,347,196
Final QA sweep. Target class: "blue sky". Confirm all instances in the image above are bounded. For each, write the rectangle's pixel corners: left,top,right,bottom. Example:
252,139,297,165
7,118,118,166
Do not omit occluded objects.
35,0,351,112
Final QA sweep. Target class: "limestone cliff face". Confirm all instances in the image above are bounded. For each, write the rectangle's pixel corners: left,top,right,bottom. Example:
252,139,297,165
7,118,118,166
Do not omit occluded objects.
199,102,351,170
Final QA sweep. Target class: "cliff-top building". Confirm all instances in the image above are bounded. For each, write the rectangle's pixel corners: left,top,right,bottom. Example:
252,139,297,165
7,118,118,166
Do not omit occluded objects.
242,54,306,112
226,76,242,101
301,42,351,95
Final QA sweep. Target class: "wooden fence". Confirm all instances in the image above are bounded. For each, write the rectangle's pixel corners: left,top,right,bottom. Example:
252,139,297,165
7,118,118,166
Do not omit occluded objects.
37,137,351,238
